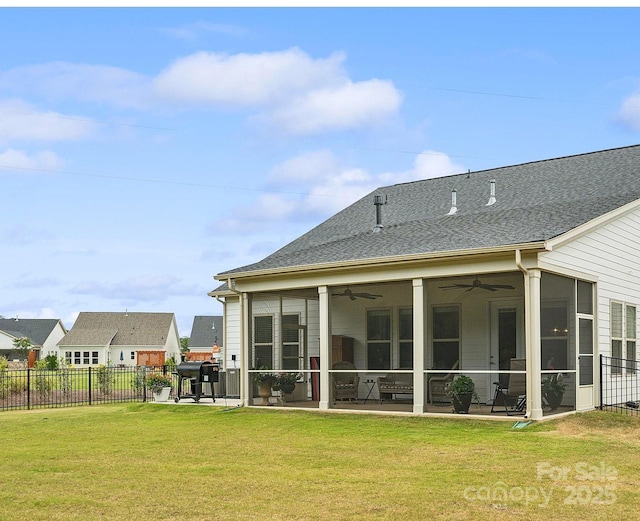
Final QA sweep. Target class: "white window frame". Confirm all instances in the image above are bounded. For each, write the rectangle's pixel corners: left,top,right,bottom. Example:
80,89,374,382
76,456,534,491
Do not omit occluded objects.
611,301,637,376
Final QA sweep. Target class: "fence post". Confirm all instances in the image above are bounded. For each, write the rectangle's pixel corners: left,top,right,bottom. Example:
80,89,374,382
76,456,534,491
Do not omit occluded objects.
27,368,31,410
599,354,603,411
88,367,92,405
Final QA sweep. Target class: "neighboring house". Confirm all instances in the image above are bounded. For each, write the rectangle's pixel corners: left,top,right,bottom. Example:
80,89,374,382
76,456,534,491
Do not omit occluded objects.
0,318,68,365
210,144,640,419
57,312,181,367
186,315,225,362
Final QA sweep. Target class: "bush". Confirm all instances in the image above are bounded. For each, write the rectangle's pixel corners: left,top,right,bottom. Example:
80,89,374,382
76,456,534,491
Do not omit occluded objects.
96,365,115,395
130,367,146,396
44,355,59,370
34,360,52,399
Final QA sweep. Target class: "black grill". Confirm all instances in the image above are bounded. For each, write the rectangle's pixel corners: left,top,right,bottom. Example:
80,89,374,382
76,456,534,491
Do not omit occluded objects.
174,361,219,403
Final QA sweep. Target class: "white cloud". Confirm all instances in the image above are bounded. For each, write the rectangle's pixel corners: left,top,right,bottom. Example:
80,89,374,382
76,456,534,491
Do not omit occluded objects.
209,149,461,237
0,62,151,110
0,148,63,173
271,79,402,135
0,99,96,143
1,48,402,136
379,150,465,184
70,275,199,302
153,48,346,107
616,92,640,131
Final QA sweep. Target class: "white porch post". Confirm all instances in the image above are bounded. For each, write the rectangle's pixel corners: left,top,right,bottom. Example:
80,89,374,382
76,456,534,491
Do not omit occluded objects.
527,269,543,420
413,278,426,414
318,285,331,410
241,292,251,407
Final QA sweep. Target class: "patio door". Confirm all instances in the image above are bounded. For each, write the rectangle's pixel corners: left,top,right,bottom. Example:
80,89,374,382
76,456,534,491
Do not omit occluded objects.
489,301,524,402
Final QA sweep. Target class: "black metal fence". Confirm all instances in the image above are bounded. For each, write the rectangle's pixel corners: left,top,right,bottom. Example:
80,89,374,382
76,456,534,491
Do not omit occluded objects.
600,355,639,416
0,365,177,412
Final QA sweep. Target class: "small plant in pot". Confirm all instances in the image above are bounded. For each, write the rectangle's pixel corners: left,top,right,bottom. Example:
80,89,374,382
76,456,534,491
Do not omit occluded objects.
273,372,302,394
542,373,567,411
445,375,479,414
146,372,172,394
253,367,277,405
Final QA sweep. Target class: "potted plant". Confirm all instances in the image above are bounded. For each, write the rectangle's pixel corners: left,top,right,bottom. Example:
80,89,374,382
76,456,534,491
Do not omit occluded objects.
445,375,479,414
542,373,567,411
253,367,277,405
146,372,173,402
274,372,302,395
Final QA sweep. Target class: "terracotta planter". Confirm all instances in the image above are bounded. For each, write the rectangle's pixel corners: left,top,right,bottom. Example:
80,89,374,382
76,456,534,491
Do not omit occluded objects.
258,382,273,405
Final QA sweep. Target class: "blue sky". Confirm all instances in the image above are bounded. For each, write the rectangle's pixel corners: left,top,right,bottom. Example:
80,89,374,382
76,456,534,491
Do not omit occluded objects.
1,7,640,336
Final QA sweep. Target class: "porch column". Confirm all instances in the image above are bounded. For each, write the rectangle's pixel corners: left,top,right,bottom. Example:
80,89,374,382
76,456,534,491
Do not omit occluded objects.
318,285,331,410
241,292,251,407
527,269,543,420
412,278,426,414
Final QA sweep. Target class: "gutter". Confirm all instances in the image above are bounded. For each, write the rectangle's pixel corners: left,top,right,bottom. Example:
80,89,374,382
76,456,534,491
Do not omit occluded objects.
216,242,548,282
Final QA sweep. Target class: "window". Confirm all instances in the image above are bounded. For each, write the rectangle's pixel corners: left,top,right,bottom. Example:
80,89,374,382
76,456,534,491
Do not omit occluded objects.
92,351,99,365
541,301,569,370
432,306,459,370
65,351,72,364
83,351,90,365
74,351,81,365
254,315,274,369
282,314,300,371
398,307,413,368
611,301,637,375
131,351,135,360
367,309,391,370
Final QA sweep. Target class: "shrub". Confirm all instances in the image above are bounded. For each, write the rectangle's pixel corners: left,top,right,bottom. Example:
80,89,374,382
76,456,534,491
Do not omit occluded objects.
44,354,59,370
96,365,115,395
34,360,52,399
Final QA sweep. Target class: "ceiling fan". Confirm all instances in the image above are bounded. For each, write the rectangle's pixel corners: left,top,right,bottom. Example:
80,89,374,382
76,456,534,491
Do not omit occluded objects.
439,277,515,292
333,288,383,300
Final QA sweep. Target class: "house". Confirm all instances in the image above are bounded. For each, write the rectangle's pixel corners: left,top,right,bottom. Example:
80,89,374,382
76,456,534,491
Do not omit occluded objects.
210,144,640,419
185,315,225,362
0,318,68,366
57,312,181,367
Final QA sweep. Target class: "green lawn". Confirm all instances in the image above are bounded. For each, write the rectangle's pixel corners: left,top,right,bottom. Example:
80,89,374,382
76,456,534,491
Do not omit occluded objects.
0,405,637,520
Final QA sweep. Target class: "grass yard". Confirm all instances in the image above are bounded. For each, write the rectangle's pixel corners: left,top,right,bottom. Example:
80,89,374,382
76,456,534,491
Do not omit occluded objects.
0,405,637,520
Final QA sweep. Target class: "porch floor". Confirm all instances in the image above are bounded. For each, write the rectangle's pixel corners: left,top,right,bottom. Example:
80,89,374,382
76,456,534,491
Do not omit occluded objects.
251,396,574,418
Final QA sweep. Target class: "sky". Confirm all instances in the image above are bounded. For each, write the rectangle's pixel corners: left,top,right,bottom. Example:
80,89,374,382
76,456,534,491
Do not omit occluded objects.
1,6,640,336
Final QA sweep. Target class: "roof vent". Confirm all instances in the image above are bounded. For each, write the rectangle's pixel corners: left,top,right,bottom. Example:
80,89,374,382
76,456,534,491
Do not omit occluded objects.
373,194,385,231
447,189,457,215
486,179,496,206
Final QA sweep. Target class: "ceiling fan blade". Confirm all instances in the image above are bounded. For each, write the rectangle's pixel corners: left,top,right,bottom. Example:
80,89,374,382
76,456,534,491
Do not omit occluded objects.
440,284,472,289
479,286,498,291
353,294,380,299
486,284,515,290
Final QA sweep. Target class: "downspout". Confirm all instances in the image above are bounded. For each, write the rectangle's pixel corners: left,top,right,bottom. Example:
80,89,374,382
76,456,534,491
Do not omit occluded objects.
214,295,226,372
227,278,246,405
515,249,532,418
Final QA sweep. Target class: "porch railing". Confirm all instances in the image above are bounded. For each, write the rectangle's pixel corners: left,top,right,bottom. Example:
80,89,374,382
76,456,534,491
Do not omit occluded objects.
600,355,639,416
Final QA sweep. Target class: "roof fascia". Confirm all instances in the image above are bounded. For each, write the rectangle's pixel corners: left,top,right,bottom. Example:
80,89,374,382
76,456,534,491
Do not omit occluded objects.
546,198,640,251
216,242,548,282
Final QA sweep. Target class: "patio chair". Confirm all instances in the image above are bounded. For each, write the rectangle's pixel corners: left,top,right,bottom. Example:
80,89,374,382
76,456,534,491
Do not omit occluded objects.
332,361,359,403
428,360,459,404
491,358,526,415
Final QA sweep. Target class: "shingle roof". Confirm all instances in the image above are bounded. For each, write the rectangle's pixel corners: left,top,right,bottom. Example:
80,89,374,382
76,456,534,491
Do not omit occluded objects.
188,316,223,348
219,144,640,276
0,319,64,347
58,312,174,347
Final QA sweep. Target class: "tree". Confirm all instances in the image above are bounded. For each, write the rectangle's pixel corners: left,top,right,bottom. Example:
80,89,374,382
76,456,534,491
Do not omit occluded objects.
180,337,190,353
13,337,32,359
